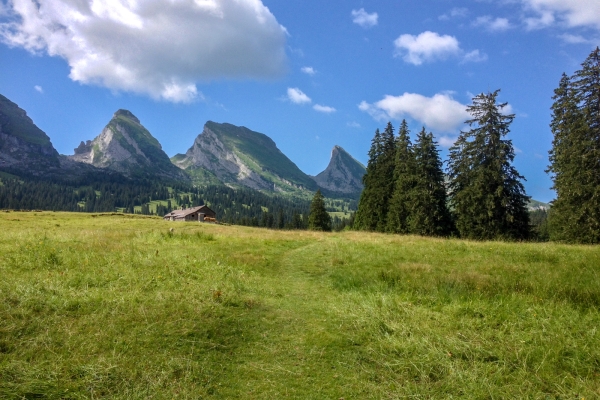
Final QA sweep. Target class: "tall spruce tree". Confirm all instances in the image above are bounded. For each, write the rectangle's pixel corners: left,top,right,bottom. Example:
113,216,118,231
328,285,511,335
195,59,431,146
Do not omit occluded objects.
374,122,398,231
354,128,382,230
447,90,530,240
548,48,600,243
386,120,416,233
408,127,453,236
307,189,331,231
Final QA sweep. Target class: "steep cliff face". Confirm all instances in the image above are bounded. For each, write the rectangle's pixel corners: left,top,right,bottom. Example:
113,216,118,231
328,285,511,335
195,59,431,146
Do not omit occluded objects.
0,94,61,174
173,121,317,192
69,110,188,181
312,146,365,195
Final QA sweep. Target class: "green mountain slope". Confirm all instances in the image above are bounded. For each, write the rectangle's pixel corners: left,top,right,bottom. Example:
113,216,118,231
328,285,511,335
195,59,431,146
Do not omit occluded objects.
173,121,317,192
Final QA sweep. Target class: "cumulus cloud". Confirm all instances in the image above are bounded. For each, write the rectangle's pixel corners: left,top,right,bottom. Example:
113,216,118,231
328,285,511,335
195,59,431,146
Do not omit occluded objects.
34,85,43,93
287,87,311,104
301,66,316,75
313,104,336,113
520,0,600,30
351,8,378,28
0,0,287,103
359,92,470,133
393,31,484,65
473,16,513,31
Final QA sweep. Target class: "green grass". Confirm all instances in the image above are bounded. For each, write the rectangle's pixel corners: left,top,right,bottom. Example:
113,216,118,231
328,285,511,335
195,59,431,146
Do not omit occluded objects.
1,212,599,398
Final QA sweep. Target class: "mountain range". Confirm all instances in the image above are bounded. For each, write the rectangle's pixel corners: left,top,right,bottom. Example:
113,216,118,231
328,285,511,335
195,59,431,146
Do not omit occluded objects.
0,93,366,198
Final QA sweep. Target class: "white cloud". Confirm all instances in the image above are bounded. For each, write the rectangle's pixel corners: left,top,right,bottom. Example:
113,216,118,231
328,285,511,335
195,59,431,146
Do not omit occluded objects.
438,135,458,148
313,104,336,113
462,49,488,63
439,7,469,21
347,121,361,128
351,8,378,28
393,31,462,65
301,66,316,75
0,0,287,103
34,85,43,93
520,0,600,30
287,87,311,104
473,16,513,31
394,31,485,65
359,92,470,133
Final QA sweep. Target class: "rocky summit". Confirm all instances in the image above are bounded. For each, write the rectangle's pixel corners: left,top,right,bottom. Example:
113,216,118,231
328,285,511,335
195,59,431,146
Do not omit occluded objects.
172,121,317,193
312,145,366,196
69,109,188,181
0,94,61,175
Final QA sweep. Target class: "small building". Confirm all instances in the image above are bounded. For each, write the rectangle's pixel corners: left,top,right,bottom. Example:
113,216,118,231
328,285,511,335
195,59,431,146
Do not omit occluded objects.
163,205,216,222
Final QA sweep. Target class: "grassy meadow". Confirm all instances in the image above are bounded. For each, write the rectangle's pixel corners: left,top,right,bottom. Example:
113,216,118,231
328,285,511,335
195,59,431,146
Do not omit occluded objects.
1,211,599,399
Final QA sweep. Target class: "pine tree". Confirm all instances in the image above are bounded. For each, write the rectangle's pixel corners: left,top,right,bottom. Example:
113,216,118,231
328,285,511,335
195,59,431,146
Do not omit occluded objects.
447,90,530,240
354,129,383,230
408,127,453,236
386,120,416,233
307,189,331,231
548,47,600,243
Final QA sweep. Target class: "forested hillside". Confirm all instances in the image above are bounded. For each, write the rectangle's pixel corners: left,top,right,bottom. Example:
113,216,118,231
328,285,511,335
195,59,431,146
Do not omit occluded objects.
0,176,316,228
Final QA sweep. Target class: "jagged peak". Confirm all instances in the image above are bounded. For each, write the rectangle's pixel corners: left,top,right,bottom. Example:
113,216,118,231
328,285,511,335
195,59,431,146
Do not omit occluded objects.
113,109,140,124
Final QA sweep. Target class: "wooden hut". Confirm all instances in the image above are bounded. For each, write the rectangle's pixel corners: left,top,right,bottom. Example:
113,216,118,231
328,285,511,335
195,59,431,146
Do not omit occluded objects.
163,205,216,222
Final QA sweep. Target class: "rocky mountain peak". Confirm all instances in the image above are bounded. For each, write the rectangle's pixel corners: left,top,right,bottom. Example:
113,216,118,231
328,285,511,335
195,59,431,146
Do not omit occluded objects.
0,93,60,173
68,109,187,181
172,121,317,192
311,145,366,196
113,109,140,124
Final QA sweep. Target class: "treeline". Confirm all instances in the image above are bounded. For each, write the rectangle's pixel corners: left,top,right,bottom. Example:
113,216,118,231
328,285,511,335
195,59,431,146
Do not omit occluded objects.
355,47,600,243
355,90,530,240
0,177,330,230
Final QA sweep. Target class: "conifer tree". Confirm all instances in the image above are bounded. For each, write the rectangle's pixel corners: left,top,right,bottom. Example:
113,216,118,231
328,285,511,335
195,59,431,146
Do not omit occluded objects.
447,90,530,240
386,120,416,233
373,122,397,231
408,127,453,236
354,129,383,230
308,189,331,231
548,48,600,243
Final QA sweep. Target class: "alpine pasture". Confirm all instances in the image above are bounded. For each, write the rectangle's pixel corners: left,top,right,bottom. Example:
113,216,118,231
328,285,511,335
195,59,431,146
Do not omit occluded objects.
1,211,599,398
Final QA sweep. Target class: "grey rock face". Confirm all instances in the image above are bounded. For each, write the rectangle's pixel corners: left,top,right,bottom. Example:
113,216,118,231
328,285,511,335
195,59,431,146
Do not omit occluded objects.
173,126,272,190
0,94,60,173
68,109,188,181
173,121,317,192
312,146,365,195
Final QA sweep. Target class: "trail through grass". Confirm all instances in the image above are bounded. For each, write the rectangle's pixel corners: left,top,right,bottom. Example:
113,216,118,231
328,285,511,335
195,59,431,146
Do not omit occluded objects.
1,212,599,398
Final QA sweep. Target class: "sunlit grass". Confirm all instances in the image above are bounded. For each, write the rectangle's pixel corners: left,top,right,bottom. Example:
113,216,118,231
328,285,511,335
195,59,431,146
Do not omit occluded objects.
1,211,599,398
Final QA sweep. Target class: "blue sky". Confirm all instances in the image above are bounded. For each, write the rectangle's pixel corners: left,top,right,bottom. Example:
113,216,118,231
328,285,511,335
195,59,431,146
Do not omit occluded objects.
1,0,599,202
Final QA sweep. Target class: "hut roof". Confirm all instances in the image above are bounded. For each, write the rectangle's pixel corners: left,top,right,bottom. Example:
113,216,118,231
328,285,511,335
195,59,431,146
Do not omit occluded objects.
164,205,215,219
